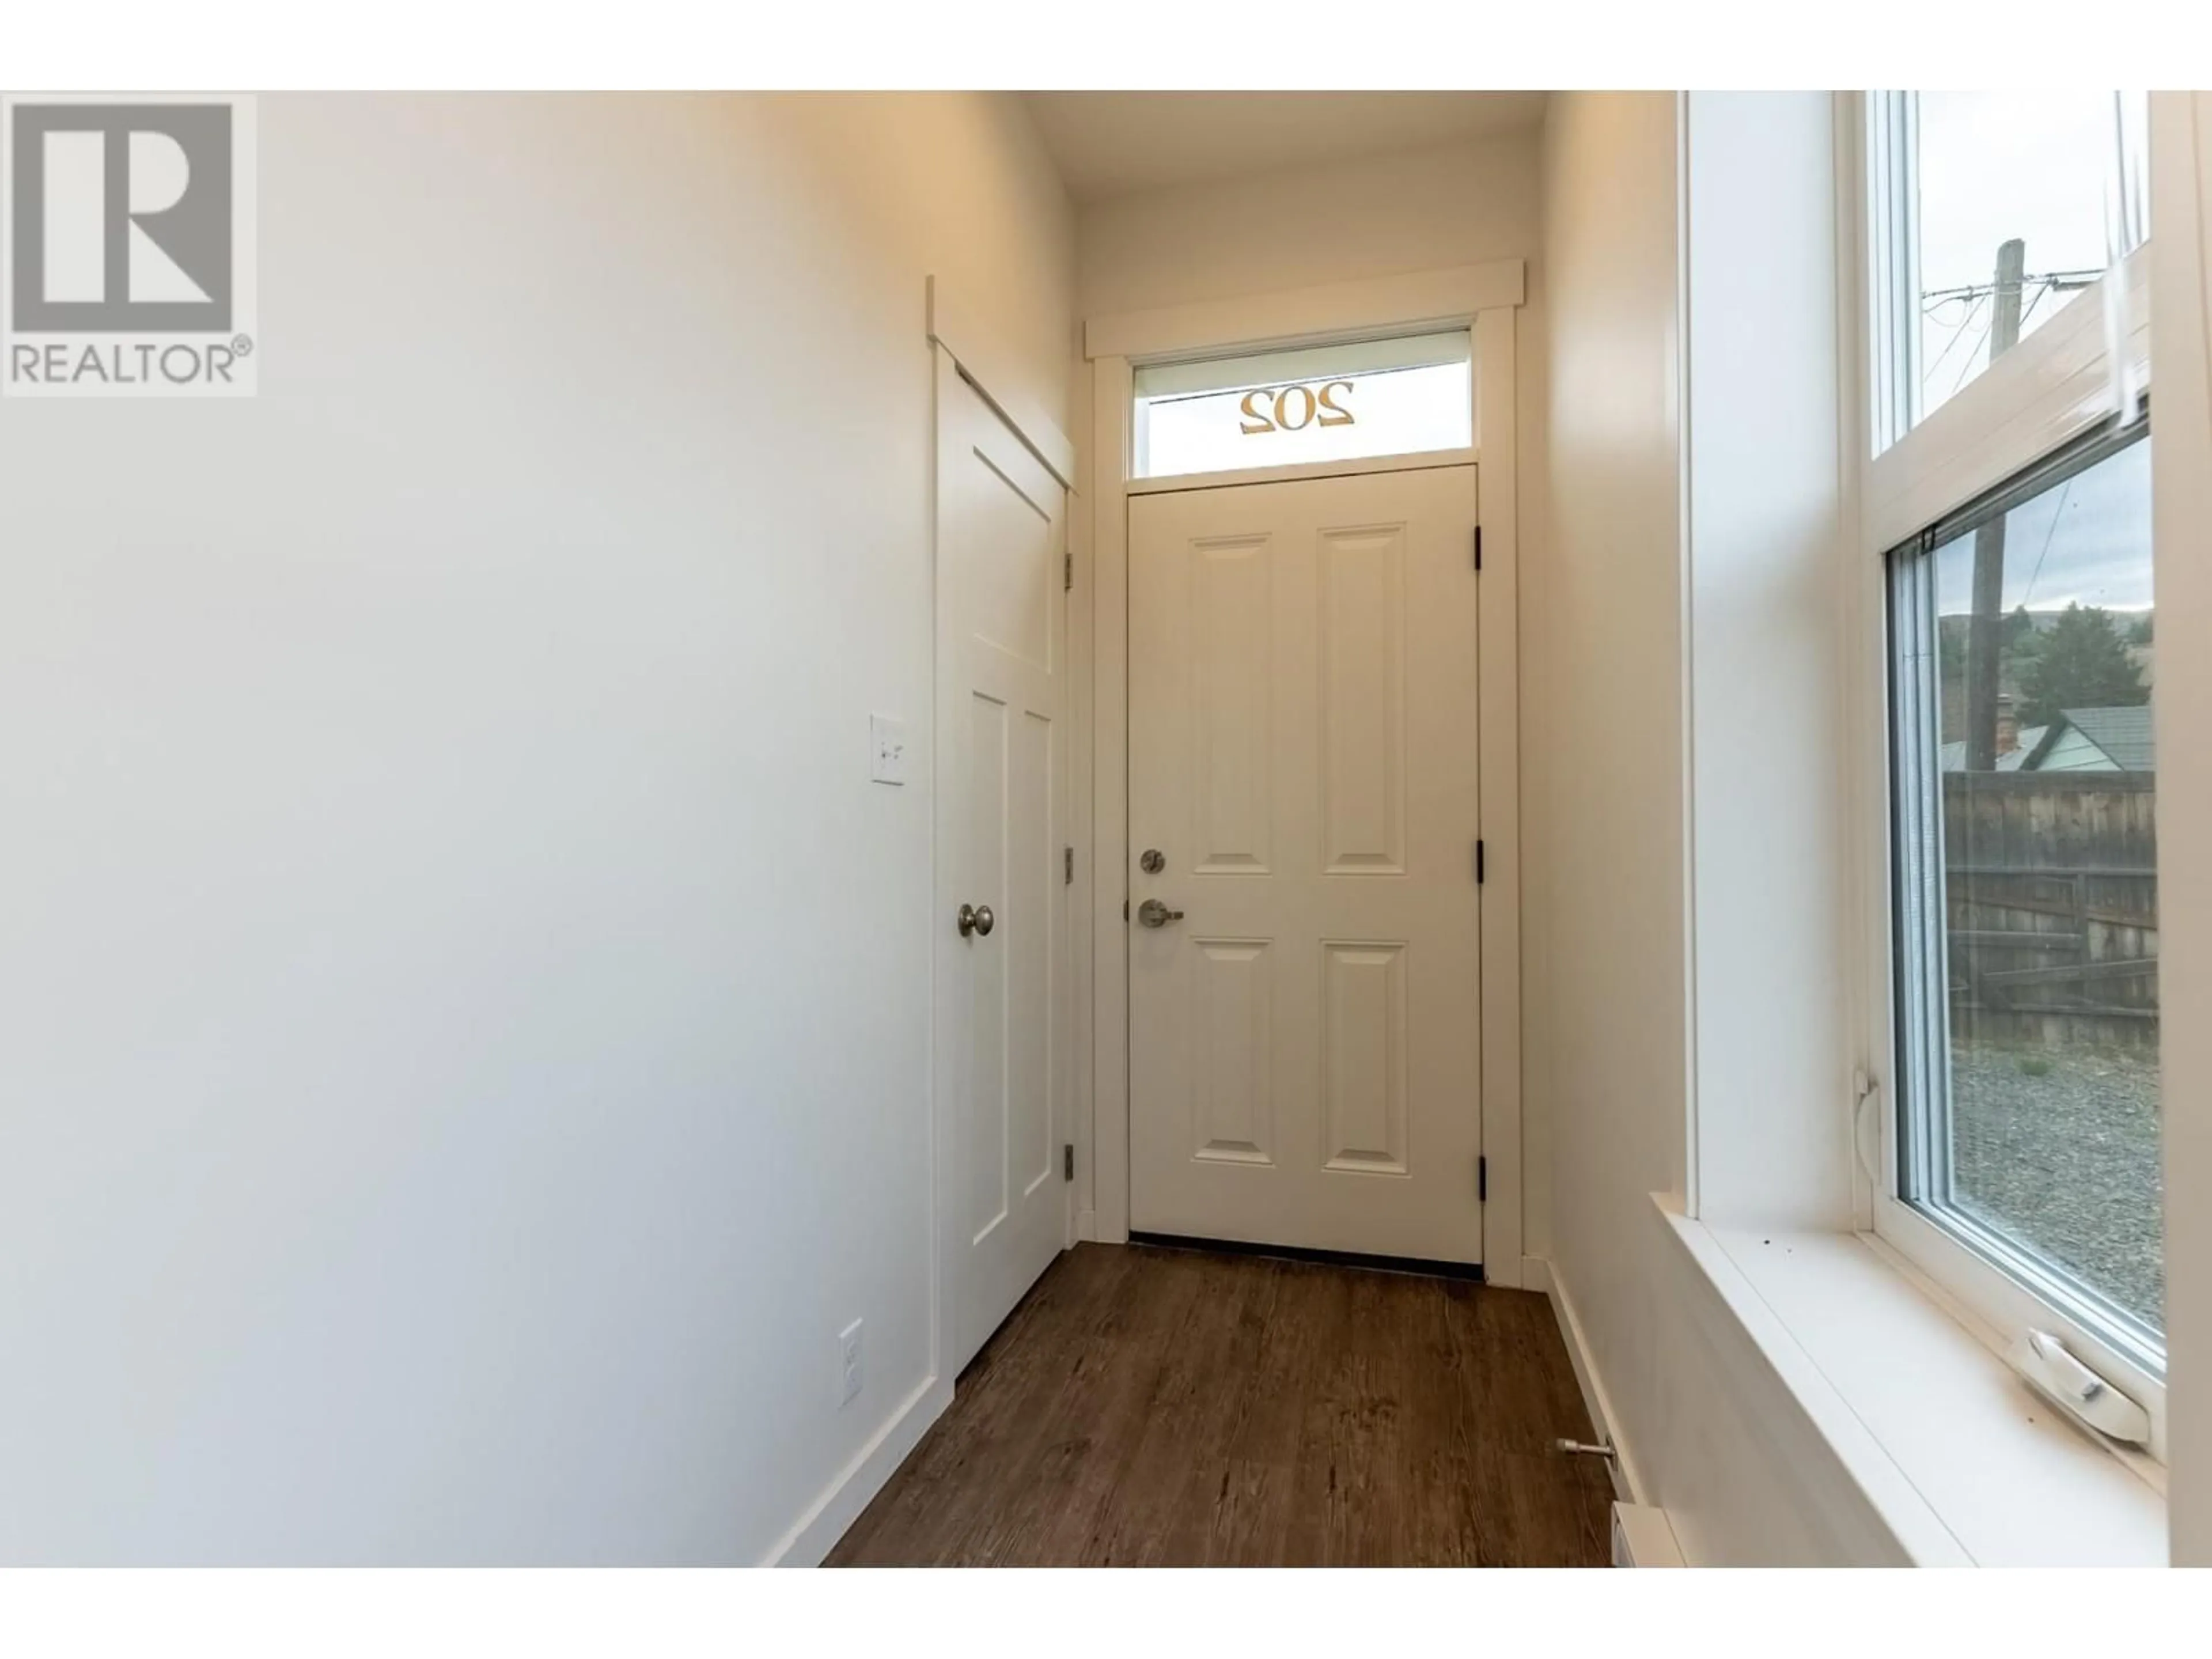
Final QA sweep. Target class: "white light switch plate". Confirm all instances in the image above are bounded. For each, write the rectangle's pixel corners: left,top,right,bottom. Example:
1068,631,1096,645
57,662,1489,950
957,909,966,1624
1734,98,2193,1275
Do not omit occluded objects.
870,715,908,785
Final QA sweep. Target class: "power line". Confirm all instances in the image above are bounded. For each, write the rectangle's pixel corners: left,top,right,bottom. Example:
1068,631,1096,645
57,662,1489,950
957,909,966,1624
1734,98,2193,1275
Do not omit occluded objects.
2018,476,2075,613
1919,271,2094,403
1921,267,2103,307
1920,271,2070,407
1945,314,1995,399
1921,290,1988,389
1922,271,2074,404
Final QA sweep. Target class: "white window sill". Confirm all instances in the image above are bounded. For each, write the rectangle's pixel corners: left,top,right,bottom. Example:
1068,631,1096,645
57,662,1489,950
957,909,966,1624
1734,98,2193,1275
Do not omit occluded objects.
1659,1195,2166,1566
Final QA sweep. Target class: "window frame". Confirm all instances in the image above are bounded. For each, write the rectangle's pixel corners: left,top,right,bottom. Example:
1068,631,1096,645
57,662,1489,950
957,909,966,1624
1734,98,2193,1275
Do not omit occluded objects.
1845,90,2168,1466
1127,325,1476,484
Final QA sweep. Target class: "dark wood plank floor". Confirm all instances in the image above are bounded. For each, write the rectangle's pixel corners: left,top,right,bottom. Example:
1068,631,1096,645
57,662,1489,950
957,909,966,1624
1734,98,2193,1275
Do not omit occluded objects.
827,1241,1614,1567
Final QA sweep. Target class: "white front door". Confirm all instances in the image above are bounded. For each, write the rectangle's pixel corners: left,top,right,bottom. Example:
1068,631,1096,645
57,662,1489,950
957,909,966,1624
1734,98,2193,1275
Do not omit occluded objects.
934,355,1069,1373
1127,465,1482,1264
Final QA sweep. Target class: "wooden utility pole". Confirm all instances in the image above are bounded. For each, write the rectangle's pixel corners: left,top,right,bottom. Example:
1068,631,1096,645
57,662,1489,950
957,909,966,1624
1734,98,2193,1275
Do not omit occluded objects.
1964,238,2027,772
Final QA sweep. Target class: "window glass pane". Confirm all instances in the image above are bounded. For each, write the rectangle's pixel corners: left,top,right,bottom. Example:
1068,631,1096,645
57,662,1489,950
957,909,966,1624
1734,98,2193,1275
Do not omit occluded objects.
1132,330,1471,480
1893,430,2162,1343
1912,91,2145,427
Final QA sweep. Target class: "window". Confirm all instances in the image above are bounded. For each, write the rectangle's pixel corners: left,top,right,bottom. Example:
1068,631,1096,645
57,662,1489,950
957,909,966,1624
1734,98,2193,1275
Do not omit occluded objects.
1863,90,2164,1448
1888,426,2161,1361
1131,329,1472,480
1869,92,2149,448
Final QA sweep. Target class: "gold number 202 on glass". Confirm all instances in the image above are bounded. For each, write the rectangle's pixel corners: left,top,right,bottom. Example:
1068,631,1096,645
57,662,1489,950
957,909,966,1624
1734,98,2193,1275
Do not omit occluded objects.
1239,381,1355,435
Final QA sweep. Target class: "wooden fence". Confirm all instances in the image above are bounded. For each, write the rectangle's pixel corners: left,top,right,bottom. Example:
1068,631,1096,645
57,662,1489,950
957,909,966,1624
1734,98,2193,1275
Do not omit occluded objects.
1942,771,2158,1048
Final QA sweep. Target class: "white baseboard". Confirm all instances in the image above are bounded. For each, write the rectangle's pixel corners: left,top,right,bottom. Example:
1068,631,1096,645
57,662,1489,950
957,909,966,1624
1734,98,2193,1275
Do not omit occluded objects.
1075,1207,1097,1242
1533,1256,1643,1508
1612,1501,1687,1566
764,1372,951,1567
1519,1255,1554,1296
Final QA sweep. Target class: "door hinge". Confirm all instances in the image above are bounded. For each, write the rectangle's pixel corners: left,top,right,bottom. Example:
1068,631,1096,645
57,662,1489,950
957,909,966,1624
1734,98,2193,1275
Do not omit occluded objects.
1065,846,1074,885
1123,897,1130,922
1478,1155,1487,1203
1475,839,1486,884
1063,1143,1075,1182
1474,525,1483,571
1065,550,1073,592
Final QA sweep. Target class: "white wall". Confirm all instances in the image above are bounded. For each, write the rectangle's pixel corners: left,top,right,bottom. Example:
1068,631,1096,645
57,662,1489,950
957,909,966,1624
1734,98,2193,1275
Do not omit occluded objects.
1077,132,1540,319
1528,88,1690,1421
1532,91,1904,1565
1681,93,1856,1230
2150,89,2212,1567
0,92,1074,1564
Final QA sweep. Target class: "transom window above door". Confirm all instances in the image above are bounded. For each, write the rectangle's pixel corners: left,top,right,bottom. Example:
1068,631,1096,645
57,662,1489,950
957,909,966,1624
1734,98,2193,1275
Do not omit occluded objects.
1131,329,1473,480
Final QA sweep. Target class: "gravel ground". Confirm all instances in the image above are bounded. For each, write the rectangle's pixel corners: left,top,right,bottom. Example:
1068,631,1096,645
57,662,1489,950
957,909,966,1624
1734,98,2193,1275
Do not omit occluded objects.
1949,1041,2164,1329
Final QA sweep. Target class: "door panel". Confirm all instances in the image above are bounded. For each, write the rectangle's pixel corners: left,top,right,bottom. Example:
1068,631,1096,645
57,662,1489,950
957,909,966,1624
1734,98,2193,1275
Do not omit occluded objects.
1191,935,1273,1165
1128,465,1480,1264
1319,525,1407,873
1322,940,1407,1172
936,359,1066,1373
1192,536,1272,873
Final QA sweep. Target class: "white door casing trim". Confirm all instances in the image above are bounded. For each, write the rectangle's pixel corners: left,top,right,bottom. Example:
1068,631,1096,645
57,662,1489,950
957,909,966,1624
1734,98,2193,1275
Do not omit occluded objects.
1472,303,1525,1286
1085,267,1526,1285
927,274,1077,488
1084,258,1527,364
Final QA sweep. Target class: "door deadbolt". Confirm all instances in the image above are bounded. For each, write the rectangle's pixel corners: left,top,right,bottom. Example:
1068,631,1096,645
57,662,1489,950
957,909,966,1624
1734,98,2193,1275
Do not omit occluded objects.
1140,849,1165,873
1136,897,1183,929
958,903,995,938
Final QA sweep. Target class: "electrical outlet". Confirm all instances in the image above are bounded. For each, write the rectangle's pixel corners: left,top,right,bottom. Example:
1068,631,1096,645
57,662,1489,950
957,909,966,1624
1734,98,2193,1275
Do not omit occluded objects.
837,1317,864,1408
869,715,908,786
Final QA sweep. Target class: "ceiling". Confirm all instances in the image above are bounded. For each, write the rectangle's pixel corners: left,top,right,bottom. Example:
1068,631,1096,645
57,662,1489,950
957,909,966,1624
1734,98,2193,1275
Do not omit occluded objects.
1023,92,1547,204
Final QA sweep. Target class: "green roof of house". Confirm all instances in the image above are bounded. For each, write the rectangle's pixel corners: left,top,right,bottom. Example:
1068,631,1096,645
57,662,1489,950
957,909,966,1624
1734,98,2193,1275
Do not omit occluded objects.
2022,705,2156,771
